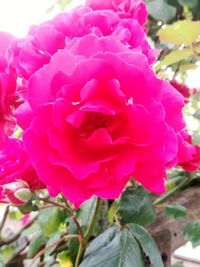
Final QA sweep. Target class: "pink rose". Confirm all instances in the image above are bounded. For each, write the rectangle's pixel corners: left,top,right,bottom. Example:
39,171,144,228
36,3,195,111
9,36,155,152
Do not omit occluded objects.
0,138,44,203
8,6,154,87
15,34,185,208
86,0,147,24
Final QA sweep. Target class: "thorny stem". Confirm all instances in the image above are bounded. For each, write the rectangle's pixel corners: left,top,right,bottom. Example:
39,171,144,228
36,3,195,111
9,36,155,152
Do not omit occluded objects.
38,197,83,238
153,175,193,205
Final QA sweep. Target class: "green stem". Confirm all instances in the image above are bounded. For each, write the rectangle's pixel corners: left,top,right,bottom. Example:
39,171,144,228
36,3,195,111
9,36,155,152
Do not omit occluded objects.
153,176,192,205
75,237,85,267
75,197,101,267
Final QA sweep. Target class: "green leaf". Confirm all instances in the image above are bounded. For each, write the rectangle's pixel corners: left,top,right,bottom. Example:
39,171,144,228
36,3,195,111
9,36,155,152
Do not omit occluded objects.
158,20,200,46
178,0,198,9
80,226,144,267
1,245,14,263
184,220,200,247
38,207,62,236
147,0,176,23
78,197,97,229
154,48,193,70
28,233,46,258
119,187,156,226
164,204,187,219
45,232,61,256
128,224,164,267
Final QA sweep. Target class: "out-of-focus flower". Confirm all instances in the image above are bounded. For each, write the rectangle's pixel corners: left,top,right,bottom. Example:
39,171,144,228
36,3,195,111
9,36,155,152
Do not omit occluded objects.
170,80,197,104
21,214,31,225
177,131,200,171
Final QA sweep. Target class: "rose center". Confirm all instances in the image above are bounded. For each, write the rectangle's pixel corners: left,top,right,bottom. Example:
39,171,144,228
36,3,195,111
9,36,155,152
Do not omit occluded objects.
79,113,112,138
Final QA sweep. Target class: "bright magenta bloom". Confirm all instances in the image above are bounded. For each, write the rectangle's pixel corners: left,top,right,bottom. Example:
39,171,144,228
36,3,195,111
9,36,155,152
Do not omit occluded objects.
15,32,186,208
0,138,44,203
0,32,16,147
9,5,154,87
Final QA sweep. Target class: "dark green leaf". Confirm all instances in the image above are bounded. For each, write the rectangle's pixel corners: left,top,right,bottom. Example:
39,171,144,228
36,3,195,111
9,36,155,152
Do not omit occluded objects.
184,220,200,247
164,204,187,219
38,207,62,236
147,0,176,23
80,226,144,267
68,219,80,264
119,187,156,226
28,233,46,258
78,197,97,229
128,224,164,267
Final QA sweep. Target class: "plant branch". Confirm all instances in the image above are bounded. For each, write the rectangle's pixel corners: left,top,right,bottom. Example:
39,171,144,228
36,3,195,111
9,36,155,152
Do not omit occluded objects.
0,205,9,233
29,234,80,267
0,214,38,247
153,175,193,205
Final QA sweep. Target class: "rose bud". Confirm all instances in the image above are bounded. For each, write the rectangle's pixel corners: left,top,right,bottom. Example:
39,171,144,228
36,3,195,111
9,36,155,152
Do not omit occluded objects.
1,180,33,205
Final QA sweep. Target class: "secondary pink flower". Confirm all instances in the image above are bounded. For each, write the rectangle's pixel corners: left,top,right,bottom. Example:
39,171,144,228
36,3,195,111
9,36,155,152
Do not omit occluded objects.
86,0,147,24
8,5,154,87
15,34,185,208
177,131,200,171
2,180,32,205
0,138,44,203
171,80,191,104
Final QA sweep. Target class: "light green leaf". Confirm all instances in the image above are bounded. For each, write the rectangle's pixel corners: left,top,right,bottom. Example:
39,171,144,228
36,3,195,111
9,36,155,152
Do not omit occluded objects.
38,207,62,236
164,204,188,220
184,220,200,247
158,20,200,45
45,232,61,256
154,48,193,70
178,0,198,9
128,224,164,267
80,226,144,267
171,262,185,267
148,0,176,23
119,187,156,226
28,233,46,258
